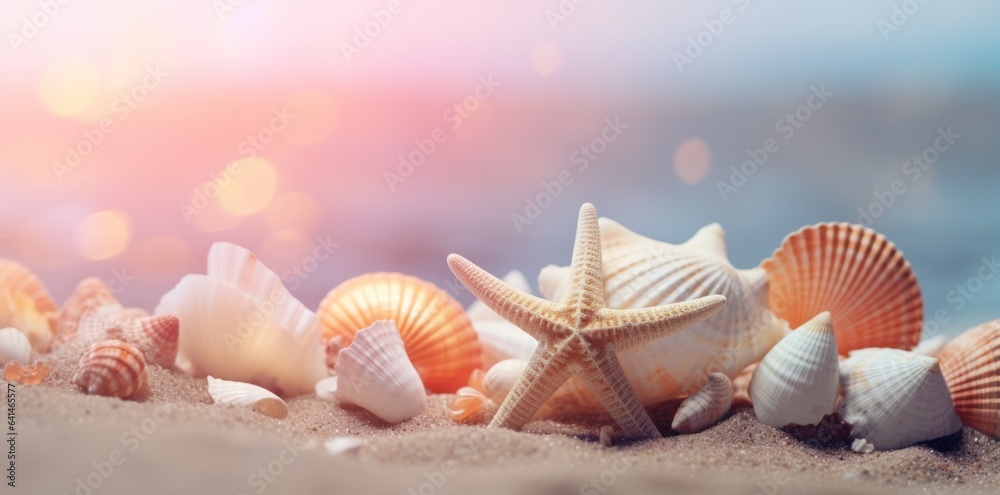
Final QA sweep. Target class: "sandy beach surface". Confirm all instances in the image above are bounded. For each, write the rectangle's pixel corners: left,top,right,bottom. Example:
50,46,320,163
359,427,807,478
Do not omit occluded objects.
8,342,999,495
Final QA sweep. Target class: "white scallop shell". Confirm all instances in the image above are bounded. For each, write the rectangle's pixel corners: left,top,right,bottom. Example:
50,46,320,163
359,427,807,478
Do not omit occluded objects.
0,327,31,366
538,219,788,410
466,270,538,369
207,376,289,419
839,348,962,450
750,312,840,428
672,372,733,434
334,320,427,424
155,242,326,397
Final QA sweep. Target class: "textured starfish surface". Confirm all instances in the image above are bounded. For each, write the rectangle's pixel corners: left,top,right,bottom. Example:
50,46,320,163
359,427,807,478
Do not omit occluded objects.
448,203,727,439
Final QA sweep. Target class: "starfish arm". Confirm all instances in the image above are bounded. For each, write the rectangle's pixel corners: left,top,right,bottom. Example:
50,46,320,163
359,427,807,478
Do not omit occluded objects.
489,344,576,431
578,347,661,439
561,203,605,323
587,295,727,350
447,254,564,341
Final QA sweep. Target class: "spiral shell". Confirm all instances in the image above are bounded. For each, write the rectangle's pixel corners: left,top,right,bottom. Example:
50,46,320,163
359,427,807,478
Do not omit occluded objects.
761,222,923,354
208,376,289,419
73,340,149,399
0,259,57,351
938,319,1000,436
672,372,733,434
318,273,482,393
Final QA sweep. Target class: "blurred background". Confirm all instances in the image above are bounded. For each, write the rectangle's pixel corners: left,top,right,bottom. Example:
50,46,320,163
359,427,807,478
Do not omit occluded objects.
0,0,996,338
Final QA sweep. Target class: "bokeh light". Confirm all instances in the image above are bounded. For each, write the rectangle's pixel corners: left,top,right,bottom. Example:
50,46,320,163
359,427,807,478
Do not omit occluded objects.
38,58,101,117
216,158,278,217
74,210,132,260
128,235,195,278
673,138,711,186
531,42,563,77
265,191,322,235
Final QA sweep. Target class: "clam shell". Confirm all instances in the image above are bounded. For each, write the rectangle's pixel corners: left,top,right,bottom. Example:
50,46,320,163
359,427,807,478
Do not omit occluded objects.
333,320,427,424
155,242,326,396
937,319,1000,436
0,259,57,352
750,312,840,428
0,327,31,366
318,272,482,393
207,376,289,419
839,348,962,450
73,340,148,399
672,372,733,434
761,223,923,354
467,270,538,369
538,219,788,410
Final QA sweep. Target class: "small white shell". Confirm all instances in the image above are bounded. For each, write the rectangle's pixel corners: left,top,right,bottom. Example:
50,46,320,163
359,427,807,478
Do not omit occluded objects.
467,271,538,369
334,320,427,424
0,327,31,366
207,376,289,419
314,375,339,402
750,312,840,428
672,372,733,434
839,348,962,450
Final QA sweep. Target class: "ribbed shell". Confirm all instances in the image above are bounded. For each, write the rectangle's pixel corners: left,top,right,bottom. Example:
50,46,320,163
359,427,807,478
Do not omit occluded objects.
318,273,482,393
672,372,733,434
538,219,787,409
761,223,923,354
0,259,57,314
207,376,289,419
937,319,1000,436
0,327,31,366
333,320,427,424
839,348,962,450
73,340,148,399
0,259,57,351
750,312,840,428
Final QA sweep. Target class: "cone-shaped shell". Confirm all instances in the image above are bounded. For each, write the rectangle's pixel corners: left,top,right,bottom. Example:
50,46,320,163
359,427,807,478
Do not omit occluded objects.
73,340,148,399
0,327,31,366
761,223,922,354
839,348,962,450
750,312,840,428
156,242,326,396
0,259,57,351
333,320,427,424
207,376,289,419
318,273,481,393
938,319,1000,436
537,219,788,410
672,372,733,434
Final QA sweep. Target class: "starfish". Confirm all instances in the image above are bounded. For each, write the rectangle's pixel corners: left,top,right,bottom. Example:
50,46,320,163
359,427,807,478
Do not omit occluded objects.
448,203,727,438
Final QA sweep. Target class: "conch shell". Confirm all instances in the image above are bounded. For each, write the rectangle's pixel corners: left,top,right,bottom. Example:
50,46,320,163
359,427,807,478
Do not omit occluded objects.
73,340,149,399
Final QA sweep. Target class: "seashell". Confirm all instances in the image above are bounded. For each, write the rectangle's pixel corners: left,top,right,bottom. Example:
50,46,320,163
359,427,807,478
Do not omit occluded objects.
538,219,788,411
314,375,339,402
750,312,840,428
0,327,31,366
937,319,1000,436
57,277,120,339
207,376,289,419
839,348,962,450
324,437,367,456
913,335,950,359
448,386,493,423
333,320,427,424
466,270,538,369
672,372,733,434
73,340,148,399
480,358,590,419
761,222,923,355
317,272,482,393
156,242,326,396
731,362,757,406
599,425,614,447
0,259,57,352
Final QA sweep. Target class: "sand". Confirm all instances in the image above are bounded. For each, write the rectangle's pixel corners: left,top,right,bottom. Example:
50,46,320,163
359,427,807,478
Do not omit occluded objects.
7,343,1000,495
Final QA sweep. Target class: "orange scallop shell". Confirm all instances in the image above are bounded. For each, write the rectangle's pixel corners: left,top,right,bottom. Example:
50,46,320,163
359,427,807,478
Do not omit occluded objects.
0,259,58,314
317,273,482,393
938,319,1000,436
73,339,149,399
761,222,922,354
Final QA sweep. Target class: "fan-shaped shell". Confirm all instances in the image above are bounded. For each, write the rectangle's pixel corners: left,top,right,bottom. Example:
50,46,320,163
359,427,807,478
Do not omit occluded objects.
538,219,788,410
0,259,57,352
155,242,326,396
672,372,733,434
333,320,427,424
750,312,840,428
839,348,961,450
73,340,148,399
207,376,289,419
937,319,1000,436
0,327,31,366
318,272,482,393
761,223,923,354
